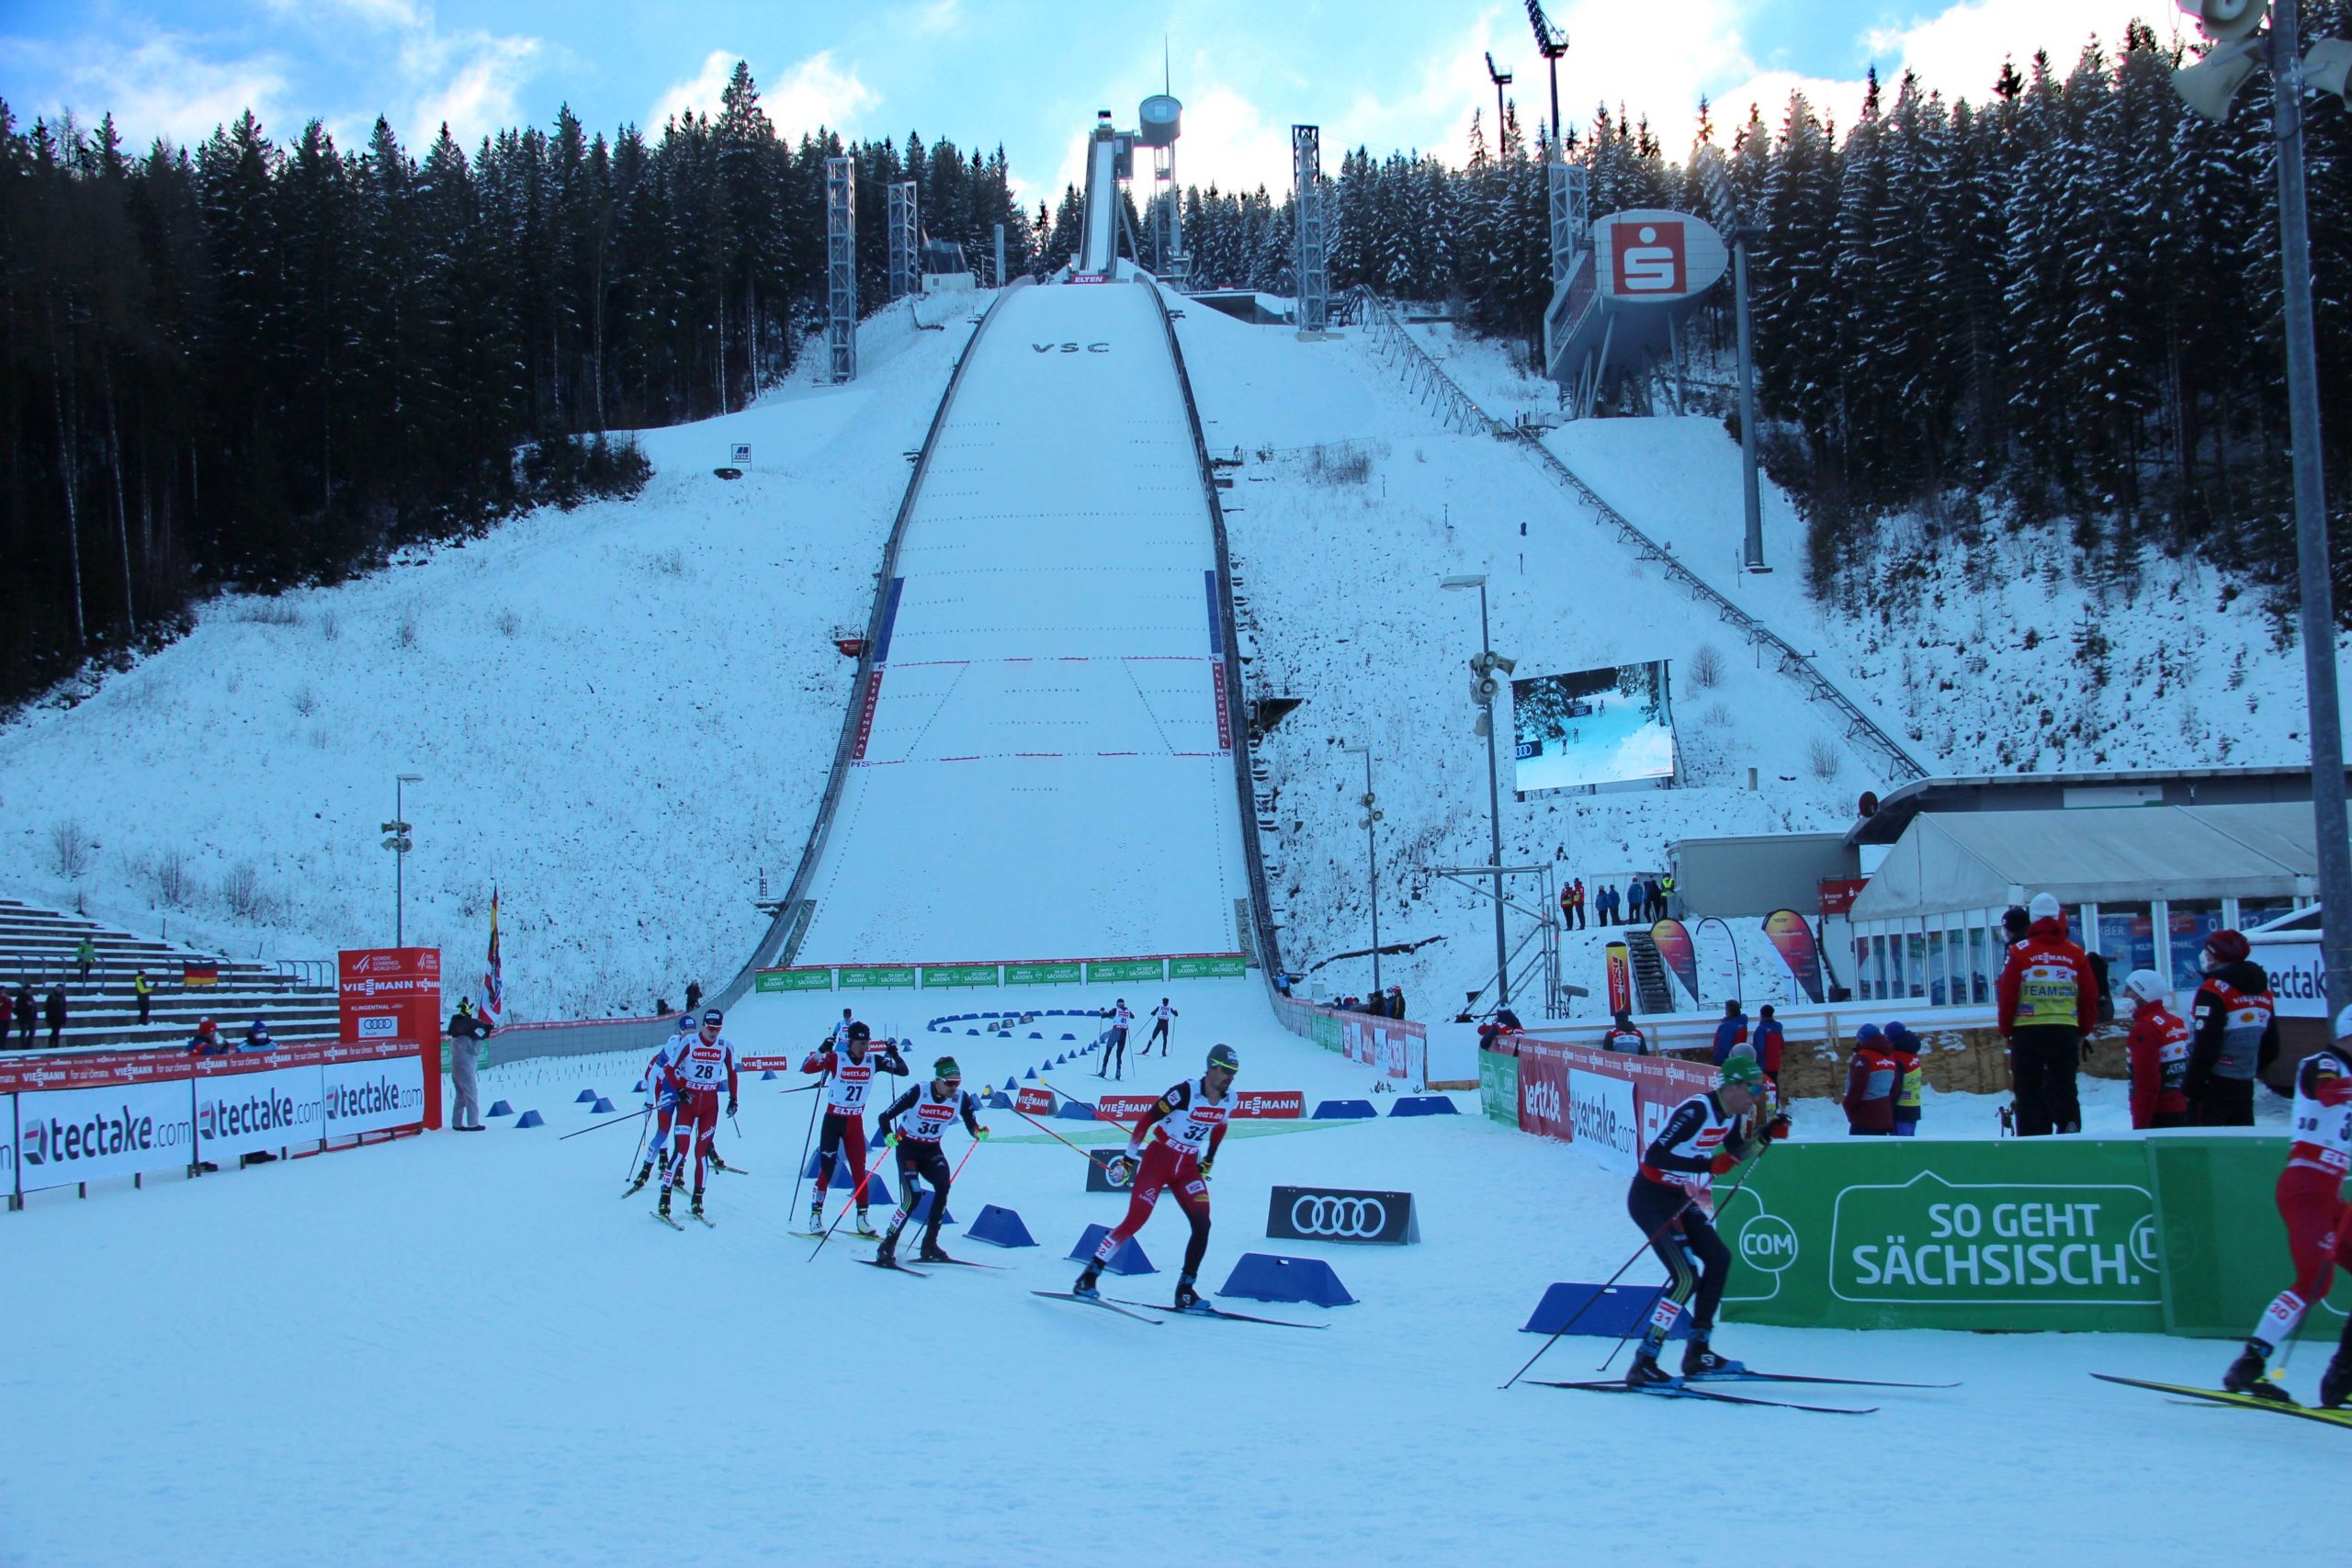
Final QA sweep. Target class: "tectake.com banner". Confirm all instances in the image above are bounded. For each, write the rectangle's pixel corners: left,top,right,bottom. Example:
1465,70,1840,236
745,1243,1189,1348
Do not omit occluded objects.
1512,1036,1717,1172
15,1079,197,1194
192,1061,324,1164
322,1053,427,1138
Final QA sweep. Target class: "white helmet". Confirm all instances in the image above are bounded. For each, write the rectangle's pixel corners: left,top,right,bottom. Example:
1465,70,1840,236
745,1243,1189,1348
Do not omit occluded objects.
2334,1003,2352,1042
2028,892,2061,922
2123,970,2166,1005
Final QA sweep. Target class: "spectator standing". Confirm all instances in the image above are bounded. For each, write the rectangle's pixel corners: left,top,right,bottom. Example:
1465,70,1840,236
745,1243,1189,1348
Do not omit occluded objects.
1573,879,1588,930
2002,905,2032,950
1753,1004,1786,1089
446,997,490,1131
2087,951,2115,1025
1711,1000,1748,1066
684,979,704,1015
1602,1011,1647,1054
44,984,67,1047
2122,971,2193,1130
134,967,153,1025
1385,986,1406,1020
1844,1025,1898,1134
1659,873,1677,919
12,980,34,1046
1996,892,2098,1136
2188,930,2278,1128
1884,1022,1924,1135
74,936,96,982
0,987,12,1044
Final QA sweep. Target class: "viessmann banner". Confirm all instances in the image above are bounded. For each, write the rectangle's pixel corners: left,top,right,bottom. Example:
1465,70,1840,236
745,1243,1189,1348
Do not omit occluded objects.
1511,1037,1717,1174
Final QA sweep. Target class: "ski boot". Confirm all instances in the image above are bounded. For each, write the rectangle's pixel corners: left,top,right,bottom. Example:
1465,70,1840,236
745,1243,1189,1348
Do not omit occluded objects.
2222,1343,2291,1402
918,1238,954,1265
1073,1263,1102,1299
690,1189,706,1222
1681,1338,1745,1378
876,1235,899,1269
626,1162,653,1195
1172,1276,1203,1313
1625,1346,1677,1389
808,1198,825,1232
853,1208,880,1240
2320,1356,2352,1411
657,1186,674,1219
707,1150,733,1173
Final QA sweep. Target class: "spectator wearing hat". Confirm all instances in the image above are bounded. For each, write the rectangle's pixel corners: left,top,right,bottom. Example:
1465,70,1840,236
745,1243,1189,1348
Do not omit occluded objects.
1753,1005,1786,1089
1711,1000,1748,1066
1884,1022,1924,1135
2188,930,2278,1128
447,998,491,1131
1843,1025,1897,1135
2122,971,2192,1130
1996,892,2098,1136
187,1017,231,1055
134,967,153,1025
241,1018,276,1052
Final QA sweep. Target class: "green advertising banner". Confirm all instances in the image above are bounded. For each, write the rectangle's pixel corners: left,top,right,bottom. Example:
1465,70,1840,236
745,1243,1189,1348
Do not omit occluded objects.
921,965,1001,988
838,966,918,990
1169,954,1247,979
755,968,835,993
1003,963,1083,987
1311,1011,1342,1053
1719,1134,2352,1338
1086,959,1166,983
1479,1048,1518,1127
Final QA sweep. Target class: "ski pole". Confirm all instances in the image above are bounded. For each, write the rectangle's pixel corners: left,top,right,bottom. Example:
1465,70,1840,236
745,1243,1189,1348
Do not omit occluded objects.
1005,1100,1113,1161
560,1104,651,1140
777,1082,822,1094
1593,1142,1777,1376
881,1132,989,1249
808,1134,894,1260
1498,1139,1773,1391
788,1055,828,1219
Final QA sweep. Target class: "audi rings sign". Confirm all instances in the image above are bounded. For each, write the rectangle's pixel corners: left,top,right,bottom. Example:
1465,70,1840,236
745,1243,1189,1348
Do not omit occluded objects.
1267,1185,1419,1246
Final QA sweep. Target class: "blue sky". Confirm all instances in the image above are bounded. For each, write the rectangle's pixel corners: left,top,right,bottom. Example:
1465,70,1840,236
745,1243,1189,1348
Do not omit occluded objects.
3,0,2189,201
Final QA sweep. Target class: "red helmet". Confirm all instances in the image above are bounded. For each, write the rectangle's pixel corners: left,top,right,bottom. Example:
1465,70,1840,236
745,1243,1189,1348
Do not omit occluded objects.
2205,930,2251,964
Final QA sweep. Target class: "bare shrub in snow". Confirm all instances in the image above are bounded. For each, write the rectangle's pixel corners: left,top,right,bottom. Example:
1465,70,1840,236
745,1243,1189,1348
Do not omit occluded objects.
395,608,419,648
50,818,93,879
154,846,195,908
291,686,319,717
498,608,523,637
240,600,302,626
1702,701,1732,728
650,547,688,577
1808,736,1843,781
1308,441,1378,485
320,609,341,641
1690,644,1725,691
220,863,267,920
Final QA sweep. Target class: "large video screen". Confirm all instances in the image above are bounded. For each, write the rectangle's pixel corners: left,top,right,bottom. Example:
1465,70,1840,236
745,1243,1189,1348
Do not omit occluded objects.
1510,660,1677,793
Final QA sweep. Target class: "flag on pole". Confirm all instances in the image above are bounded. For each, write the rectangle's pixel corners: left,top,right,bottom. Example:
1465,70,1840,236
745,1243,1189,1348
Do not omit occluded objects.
481,886,504,1028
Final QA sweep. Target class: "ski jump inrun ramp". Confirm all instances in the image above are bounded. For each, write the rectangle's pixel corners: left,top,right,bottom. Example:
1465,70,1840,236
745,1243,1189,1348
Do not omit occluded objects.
771,280,1257,975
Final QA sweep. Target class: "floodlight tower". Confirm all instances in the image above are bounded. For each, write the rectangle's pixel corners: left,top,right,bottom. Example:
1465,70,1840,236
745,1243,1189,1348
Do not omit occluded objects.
1525,0,1566,158
1484,51,1513,148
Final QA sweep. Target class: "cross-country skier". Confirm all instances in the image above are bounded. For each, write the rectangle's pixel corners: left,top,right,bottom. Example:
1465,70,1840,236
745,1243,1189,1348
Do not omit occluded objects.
1074,1043,1239,1312
1098,999,1134,1078
1147,998,1178,1055
658,1009,738,1224
871,1057,989,1267
626,1013,698,1195
2222,1006,2352,1406
801,1021,907,1235
1623,1054,1791,1385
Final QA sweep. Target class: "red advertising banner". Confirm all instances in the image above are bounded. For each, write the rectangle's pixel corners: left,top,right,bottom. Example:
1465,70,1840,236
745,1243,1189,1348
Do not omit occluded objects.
1649,919,1699,1003
1512,1036,1718,1173
1015,1086,1055,1115
1605,942,1633,1016
1762,909,1826,1003
1095,1089,1301,1122
1818,877,1869,917
339,948,443,1129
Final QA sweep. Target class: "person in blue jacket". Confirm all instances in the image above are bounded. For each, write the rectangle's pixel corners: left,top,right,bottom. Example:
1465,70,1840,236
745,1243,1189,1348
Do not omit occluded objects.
1711,999,1748,1065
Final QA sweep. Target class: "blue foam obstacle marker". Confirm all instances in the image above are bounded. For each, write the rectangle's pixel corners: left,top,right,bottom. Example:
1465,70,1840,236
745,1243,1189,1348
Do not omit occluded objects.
514,1110,546,1129
591,1097,617,1113
488,1100,515,1117
1024,1067,1038,1080
1312,1100,1378,1120
633,1080,648,1093
1029,1032,1043,1040
907,1189,957,1228
1521,1281,1688,1339
1390,1095,1459,1117
575,1089,598,1103
1068,1224,1154,1275
986,1091,1014,1110
968,1205,1037,1248
1055,1100,1099,1120
967,1028,980,1036
996,1031,1012,1039
1003,1076,1018,1091
1061,1032,1077,1041
1219,1253,1356,1307
762,1069,776,1080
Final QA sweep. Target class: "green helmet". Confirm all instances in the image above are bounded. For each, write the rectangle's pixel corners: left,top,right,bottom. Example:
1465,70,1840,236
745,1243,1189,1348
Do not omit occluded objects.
1206,1043,1240,1074
1718,1054,1765,1090
933,1056,961,1081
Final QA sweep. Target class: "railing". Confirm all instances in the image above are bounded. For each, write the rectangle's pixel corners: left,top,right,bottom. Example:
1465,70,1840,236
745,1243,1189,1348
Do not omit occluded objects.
274,959,333,989
1145,279,1287,992
1351,288,1496,435
1347,288,1929,783
712,282,1027,1014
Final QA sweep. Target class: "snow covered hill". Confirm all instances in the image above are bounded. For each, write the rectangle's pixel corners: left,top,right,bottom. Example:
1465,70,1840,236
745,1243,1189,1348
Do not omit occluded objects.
0,299,987,1019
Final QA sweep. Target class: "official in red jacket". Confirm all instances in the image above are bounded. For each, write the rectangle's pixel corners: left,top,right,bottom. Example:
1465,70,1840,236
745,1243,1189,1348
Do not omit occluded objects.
2121,970,2192,1130
1995,893,2098,1136
1843,1024,1897,1135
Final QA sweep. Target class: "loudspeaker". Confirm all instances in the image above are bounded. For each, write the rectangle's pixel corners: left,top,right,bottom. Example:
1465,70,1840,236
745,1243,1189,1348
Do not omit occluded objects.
2173,38,2264,120
2177,0,2268,43
2307,38,2352,103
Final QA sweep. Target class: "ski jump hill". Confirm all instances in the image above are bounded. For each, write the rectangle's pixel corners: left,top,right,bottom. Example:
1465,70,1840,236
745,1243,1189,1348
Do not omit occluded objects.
725,276,1272,1036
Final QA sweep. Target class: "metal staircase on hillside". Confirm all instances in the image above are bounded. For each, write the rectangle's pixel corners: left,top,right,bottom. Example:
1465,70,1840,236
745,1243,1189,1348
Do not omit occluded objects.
1624,930,1677,1017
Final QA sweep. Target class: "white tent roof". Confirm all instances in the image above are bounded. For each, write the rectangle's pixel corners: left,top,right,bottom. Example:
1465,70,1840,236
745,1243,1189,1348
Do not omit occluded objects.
1849,803,2346,921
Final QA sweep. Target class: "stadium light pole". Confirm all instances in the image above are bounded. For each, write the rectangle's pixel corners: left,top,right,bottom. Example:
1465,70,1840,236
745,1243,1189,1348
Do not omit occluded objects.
2170,0,2352,1005
1443,574,1512,1012
1342,744,1383,997
387,773,423,947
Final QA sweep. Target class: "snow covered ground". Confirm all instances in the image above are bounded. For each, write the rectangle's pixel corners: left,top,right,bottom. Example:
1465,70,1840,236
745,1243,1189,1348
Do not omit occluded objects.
3,995,2335,1567
1175,299,1871,1018
1407,317,2352,774
0,300,985,1018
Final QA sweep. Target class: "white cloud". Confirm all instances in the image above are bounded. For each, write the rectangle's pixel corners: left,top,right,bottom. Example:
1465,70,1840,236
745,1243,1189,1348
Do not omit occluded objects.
650,49,741,129
14,31,291,148
1867,0,2191,89
406,30,545,146
651,48,877,135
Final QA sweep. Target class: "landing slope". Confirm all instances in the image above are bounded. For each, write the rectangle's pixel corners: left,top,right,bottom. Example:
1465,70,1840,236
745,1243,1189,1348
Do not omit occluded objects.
790,283,1248,966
